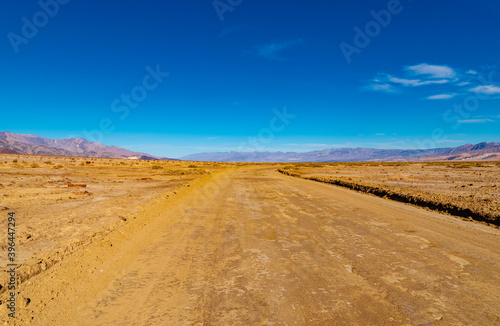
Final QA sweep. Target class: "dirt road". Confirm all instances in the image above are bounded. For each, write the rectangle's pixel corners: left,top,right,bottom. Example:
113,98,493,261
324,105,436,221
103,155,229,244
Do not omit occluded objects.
6,167,500,325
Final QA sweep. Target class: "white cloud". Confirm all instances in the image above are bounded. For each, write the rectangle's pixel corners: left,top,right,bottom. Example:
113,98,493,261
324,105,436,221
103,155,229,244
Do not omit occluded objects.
389,77,449,87
426,93,457,100
440,139,466,143
406,63,456,79
257,39,304,60
284,143,349,148
469,85,500,94
364,64,495,97
458,119,494,124
367,83,397,92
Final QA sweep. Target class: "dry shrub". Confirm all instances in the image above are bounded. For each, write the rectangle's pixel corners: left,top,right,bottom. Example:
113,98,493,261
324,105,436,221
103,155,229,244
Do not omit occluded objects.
388,173,412,181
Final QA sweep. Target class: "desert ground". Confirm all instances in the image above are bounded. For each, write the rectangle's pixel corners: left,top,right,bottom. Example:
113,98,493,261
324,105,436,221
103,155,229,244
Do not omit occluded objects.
0,155,233,273
0,156,499,325
279,162,500,225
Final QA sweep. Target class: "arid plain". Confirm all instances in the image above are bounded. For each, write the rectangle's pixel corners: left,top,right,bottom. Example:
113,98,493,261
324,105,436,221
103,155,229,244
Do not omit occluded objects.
0,154,499,325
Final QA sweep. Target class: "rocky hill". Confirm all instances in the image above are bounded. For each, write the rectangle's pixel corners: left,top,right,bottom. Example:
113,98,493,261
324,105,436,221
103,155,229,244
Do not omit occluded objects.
0,132,175,160
181,142,500,162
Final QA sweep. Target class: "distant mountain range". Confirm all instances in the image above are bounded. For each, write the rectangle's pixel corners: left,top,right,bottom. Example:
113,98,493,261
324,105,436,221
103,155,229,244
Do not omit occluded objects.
1,131,499,162
0,131,175,160
181,142,500,162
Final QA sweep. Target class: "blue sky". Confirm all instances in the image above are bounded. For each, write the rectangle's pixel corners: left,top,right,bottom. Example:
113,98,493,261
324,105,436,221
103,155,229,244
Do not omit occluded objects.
1,0,499,158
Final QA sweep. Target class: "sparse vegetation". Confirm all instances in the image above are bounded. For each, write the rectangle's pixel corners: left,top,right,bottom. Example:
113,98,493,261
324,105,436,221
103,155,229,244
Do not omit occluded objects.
162,168,207,175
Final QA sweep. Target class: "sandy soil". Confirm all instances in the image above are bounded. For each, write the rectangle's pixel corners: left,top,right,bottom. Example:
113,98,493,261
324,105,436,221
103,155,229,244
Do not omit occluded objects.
0,154,231,293
1,166,499,325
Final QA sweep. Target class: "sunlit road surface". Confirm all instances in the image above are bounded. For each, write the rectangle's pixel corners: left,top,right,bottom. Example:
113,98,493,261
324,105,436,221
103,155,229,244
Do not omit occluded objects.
17,168,500,325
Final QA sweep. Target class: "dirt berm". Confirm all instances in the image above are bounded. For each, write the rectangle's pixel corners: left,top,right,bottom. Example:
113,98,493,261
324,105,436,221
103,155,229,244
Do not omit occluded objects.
278,168,500,227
